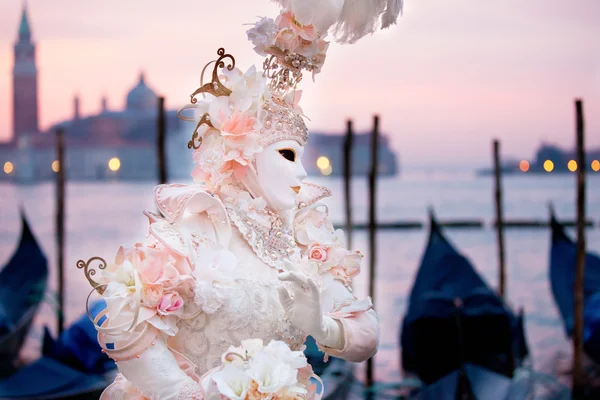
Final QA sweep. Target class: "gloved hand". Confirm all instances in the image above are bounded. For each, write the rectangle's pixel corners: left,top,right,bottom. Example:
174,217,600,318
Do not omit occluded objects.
277,261,344,349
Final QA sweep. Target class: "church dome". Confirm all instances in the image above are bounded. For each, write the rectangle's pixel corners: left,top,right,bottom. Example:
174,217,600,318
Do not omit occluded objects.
126,72,157,112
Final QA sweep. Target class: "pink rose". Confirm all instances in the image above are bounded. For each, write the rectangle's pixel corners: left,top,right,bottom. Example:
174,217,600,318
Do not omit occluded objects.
220,111,256,139
275,28,300,52
309,245,328,262
141,283,164,308
157,291,184,315
276,11,318,41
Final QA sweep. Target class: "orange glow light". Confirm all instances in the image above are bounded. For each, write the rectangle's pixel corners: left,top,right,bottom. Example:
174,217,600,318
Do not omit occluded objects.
519,160,530,172
108,157,121,172
3,161,14,174
592,160,600,172
567,160,577,172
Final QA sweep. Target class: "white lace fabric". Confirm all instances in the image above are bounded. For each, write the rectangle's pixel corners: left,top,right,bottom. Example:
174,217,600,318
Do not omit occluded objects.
97,183,377,399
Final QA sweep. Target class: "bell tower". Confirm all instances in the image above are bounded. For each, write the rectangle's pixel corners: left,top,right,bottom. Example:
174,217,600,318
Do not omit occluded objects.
12,2,39,145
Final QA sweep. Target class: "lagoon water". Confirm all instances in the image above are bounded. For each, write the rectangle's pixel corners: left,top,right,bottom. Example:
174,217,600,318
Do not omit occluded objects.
1,171,599,390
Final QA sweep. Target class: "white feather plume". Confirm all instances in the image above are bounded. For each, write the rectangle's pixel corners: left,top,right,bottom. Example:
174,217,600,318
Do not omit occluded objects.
333,0,402,43
270,0,403,43
381,0,403,29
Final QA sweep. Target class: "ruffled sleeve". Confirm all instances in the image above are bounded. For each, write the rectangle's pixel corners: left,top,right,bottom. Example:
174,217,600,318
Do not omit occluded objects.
319,279,379,363
92,213,221,398
293,204,380,363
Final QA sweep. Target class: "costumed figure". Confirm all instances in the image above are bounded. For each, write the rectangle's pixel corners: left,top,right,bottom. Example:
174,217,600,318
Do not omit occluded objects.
80,1,402,398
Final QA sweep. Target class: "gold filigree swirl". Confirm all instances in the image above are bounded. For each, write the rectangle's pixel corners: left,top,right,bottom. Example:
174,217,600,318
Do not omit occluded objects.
76,256,107,295
190,48,235,102
179,48,236,151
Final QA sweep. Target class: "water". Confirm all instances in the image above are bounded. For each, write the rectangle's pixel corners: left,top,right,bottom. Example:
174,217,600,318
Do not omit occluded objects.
1,172,599,387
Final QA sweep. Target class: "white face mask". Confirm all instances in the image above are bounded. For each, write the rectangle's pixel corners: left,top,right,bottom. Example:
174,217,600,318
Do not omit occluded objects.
253,139,308,212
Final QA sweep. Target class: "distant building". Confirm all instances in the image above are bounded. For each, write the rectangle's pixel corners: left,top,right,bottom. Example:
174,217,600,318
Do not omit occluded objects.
304,132,398,176
476,143,600,175
0,5,399,182
0,5,194,183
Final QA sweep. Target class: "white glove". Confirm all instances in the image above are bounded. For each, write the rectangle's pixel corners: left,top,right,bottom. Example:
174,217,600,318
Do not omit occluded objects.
277,263,344,350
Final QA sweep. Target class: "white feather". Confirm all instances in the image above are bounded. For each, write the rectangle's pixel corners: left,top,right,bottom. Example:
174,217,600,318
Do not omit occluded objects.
333,0,390,43
271,0,403,43
381,0,403,29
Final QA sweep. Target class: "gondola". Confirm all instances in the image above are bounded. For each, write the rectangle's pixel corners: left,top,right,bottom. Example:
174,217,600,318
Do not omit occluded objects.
0,210,48,377
0,301,116,399
549,208,600,364
401,209,531,399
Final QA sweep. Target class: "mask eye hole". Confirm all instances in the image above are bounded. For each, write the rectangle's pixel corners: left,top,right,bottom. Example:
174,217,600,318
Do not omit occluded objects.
278,149,296,162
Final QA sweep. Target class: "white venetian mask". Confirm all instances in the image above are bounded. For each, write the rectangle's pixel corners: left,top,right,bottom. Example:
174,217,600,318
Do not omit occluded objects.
250,139,307,212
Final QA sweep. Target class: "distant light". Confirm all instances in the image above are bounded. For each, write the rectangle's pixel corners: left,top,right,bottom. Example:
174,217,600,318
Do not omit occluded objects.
567,160,577,172
592,160,600,172
543,160,554,172
3,161,14,174
519,160,530,172
320,165,333,176
316,156,330,170
108,157,121,172
52,160,60,173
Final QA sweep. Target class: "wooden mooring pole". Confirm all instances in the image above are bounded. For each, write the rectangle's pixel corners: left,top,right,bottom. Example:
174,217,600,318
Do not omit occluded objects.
366,115,379,392
343,119,354,250
493,140,506,298
157,96,167,184
56,128,65,336
573,99,586,397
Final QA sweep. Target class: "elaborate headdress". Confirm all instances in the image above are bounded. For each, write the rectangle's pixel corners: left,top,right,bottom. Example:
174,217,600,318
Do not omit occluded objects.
178,0,402,190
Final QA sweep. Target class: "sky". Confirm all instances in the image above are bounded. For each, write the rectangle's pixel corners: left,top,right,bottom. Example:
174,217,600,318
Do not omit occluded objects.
0,0,599,166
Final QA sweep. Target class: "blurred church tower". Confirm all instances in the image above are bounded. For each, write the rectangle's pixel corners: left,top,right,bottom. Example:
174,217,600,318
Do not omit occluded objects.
13,2,39,146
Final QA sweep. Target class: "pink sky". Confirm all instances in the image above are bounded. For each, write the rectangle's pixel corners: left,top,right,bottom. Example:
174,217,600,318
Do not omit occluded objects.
0,0,599,166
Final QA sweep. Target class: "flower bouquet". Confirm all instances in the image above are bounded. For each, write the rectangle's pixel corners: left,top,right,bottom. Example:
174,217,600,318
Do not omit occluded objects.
98,242,196,337
201,339,322,400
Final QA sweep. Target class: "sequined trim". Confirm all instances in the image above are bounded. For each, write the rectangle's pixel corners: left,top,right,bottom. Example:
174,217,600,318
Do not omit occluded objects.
296,182,332,210
226,206,301,270
154,184,194,222
176,382,203,400
259,97,308,147
150,222,187,256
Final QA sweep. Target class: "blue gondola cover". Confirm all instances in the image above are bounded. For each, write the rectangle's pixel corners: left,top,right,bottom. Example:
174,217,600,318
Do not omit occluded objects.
401,212,526,385
550,212,600,363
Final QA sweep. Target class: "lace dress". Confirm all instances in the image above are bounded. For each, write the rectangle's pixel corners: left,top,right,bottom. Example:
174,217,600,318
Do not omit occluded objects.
92,184,378,400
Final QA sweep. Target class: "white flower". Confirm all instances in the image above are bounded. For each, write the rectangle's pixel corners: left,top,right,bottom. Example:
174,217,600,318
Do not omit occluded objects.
227,66,270,114
211,364,251,400
191,133,227,186
247,351,298,394
102,260,136,297
246,17,278,56
263,340,308,370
